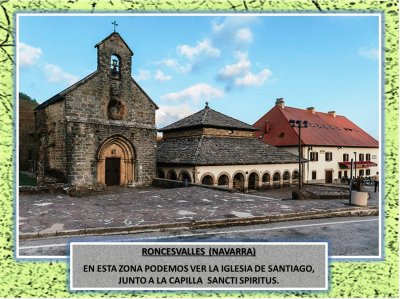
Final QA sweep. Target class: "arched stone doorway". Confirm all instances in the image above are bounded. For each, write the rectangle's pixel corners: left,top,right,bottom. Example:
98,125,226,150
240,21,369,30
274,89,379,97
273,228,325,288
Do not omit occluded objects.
283,171,290,187
179,171,192,183
201,175,214,185
273,172,281,189
218,174,229,188
233,172,245,192
166,170,177,180
97,136,135,186
262,172,271,190
248,172,259,190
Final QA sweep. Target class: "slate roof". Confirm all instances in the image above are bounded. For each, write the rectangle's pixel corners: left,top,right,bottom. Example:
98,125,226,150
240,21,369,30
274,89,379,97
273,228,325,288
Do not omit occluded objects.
254,105,379,148
157,136,299,166
159,106,257,132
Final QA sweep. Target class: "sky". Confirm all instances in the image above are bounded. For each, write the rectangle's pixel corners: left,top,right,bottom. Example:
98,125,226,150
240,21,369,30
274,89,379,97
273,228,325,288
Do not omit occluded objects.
18,14,380,138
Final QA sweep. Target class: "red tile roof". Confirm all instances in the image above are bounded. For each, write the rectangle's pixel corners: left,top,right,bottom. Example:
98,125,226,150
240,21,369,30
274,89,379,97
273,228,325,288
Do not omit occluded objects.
254,105,378,148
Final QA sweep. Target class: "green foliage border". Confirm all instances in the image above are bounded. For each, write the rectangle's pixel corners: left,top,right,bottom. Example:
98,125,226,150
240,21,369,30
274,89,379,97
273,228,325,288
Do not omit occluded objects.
0,0,398,298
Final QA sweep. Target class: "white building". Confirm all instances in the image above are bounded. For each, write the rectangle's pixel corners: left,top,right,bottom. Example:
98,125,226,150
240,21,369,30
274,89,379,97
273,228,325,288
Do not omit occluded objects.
253,99,379,184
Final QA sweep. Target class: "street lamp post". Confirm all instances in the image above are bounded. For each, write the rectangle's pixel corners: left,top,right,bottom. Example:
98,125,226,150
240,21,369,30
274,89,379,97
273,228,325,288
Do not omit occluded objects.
289,119,308,190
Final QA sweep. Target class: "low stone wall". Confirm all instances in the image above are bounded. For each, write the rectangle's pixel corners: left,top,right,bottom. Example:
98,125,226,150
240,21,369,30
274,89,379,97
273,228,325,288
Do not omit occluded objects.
292,189,350,200
152,178,187,189
152,178,236,193
19,184,67,195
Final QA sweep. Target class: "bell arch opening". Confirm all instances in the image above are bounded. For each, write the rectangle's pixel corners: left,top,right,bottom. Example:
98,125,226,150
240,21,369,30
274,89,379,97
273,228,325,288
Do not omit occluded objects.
97,135,135,186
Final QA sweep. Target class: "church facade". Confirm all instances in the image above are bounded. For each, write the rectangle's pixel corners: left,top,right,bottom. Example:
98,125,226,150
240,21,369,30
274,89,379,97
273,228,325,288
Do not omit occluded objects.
34,32,158,187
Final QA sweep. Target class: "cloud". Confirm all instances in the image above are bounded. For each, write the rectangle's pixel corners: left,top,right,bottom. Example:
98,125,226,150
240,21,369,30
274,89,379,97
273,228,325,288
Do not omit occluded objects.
218,52,251,78
136,69,151,81
217,51,272,89
19,42,42,66
156,103,196,128
45,64,79,85
235,28,253,43
157,59,180,68
155,70,172,82
161,83,224,103
235,69,272,87
155,58,189,73
211,16,257,47
358,47,379,59
177,39,220,60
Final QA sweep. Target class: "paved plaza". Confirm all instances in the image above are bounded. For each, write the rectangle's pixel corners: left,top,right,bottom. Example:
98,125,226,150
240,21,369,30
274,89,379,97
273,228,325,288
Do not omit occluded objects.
19,185,379,239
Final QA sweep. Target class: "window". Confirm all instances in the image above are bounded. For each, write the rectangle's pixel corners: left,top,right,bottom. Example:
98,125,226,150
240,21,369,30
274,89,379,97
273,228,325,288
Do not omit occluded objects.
338,171,342,179
366,153,371,160
312,171,317,180
343,153,349,162
344,170,348,178
359,153,364,161
366,169,371,176
110,54,120,76
310,152,319,161
359,169,364,176
325,152,333,161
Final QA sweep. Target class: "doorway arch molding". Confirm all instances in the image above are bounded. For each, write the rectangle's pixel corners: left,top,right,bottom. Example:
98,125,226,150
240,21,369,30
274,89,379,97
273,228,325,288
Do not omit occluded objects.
97,135,136,185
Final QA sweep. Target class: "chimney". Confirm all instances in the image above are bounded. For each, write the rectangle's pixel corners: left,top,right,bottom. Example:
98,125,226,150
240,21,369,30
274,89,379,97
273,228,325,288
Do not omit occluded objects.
275,98,285,108
307,107,315,114
328,111,336,117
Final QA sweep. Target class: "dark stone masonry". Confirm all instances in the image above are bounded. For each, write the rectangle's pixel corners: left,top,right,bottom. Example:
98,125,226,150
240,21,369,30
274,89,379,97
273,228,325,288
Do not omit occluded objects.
34,32,158,187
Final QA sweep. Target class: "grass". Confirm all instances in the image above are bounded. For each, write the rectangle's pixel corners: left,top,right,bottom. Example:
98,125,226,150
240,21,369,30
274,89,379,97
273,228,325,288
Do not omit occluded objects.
19,172,37,186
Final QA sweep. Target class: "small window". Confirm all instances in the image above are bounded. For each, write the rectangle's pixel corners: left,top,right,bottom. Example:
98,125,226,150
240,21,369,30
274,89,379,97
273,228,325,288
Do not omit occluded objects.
343,153,349,162
111,149,116,155
359,169,364,176
312,171,317,180
344,170,348,178
366,153,371,160
325,152,333,162
310,152,319,161
338,171,342,179
359,153,364,161
366,169,371,176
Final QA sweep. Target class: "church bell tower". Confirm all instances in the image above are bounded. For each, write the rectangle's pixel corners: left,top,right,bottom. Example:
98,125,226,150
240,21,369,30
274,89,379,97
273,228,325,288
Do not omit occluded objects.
95,31,134,120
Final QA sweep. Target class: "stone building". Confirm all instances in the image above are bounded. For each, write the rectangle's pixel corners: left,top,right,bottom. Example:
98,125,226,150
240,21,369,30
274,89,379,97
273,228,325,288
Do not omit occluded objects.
253,98,379,184
34,32,158,187
157,103,300,192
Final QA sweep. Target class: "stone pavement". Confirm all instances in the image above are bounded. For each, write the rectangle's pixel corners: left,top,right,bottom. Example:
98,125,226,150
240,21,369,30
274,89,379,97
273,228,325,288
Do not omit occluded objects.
19,185,379,239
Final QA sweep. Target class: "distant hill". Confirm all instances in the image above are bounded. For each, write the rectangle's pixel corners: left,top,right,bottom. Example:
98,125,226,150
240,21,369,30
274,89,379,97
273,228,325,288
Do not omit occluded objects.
19,92,38,171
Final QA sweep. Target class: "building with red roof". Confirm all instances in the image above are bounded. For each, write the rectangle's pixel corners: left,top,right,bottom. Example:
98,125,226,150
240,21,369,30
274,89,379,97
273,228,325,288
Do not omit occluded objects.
253,98,379,184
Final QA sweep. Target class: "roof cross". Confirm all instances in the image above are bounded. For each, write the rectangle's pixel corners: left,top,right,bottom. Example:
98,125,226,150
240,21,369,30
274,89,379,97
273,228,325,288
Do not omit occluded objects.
112,21,118,32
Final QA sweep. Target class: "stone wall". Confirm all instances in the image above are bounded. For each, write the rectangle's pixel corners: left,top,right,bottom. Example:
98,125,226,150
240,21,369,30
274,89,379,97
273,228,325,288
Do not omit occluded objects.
35,33,157,187
35,101,67,184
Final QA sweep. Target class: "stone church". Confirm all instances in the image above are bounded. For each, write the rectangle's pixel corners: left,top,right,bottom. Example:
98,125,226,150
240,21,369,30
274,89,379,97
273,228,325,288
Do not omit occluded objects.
34,32,158,187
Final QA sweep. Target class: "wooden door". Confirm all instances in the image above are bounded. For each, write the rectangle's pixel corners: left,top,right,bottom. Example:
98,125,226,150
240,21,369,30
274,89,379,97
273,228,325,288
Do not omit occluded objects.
325,170,333,184
105,158,120,186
